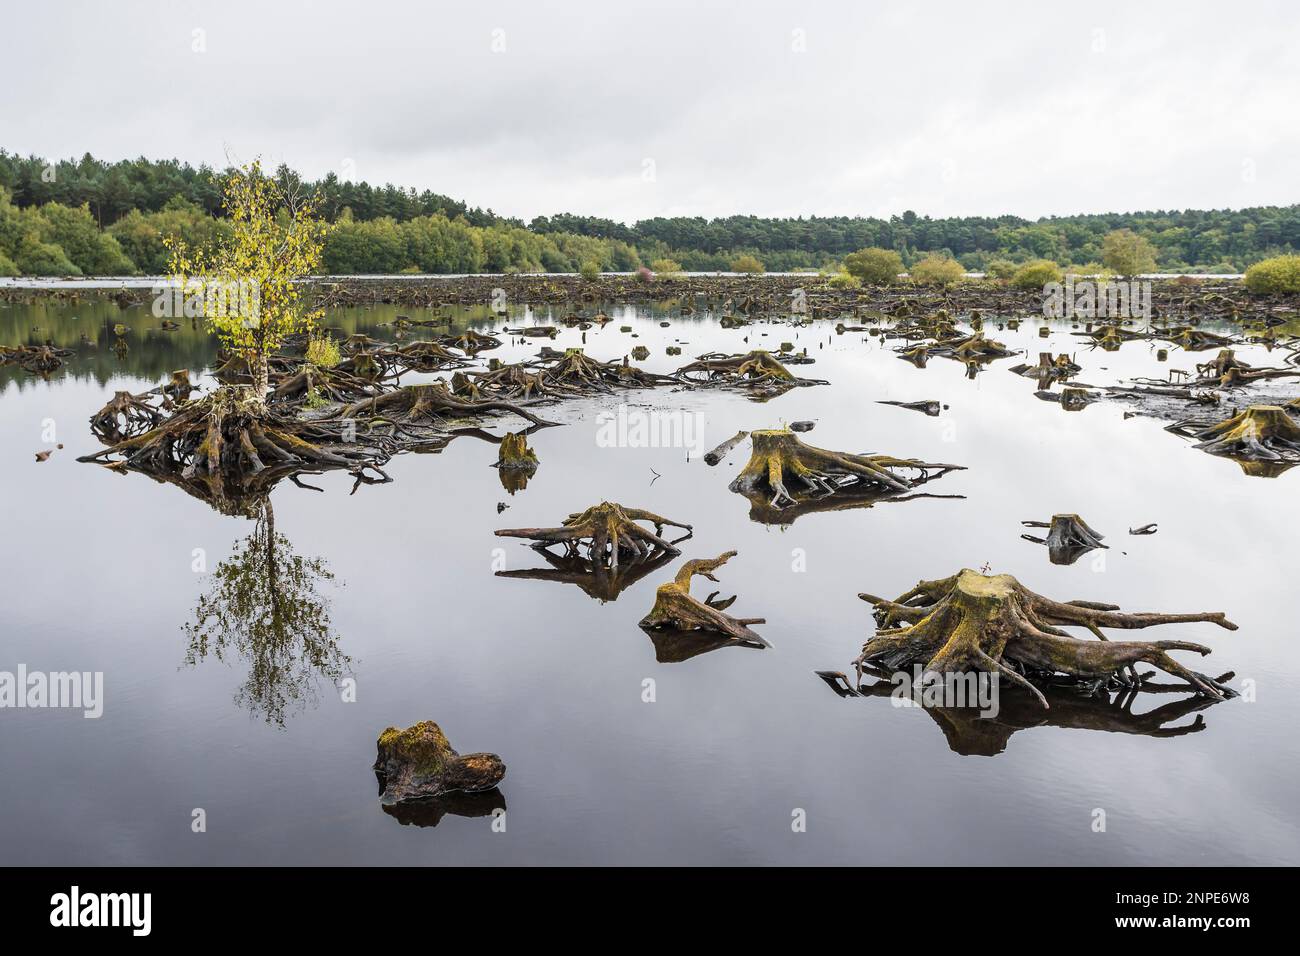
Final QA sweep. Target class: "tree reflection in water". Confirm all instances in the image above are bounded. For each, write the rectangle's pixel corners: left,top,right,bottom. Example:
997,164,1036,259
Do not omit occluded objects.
183,498,349,727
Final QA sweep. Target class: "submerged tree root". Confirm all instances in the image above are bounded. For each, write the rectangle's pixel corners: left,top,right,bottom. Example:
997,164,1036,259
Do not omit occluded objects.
855,569,1238,706
334,382,557,428
639,550,767,645
89,389,169,443
496,501,691,569
78,386,404,514
0,343,75,375
1167,404,1300,466
818,663,1235,756
728,428,963,510
1021,513,1108,565
675,350,826,399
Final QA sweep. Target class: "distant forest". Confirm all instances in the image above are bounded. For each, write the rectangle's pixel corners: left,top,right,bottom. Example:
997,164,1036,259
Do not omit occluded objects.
3,150,1299,276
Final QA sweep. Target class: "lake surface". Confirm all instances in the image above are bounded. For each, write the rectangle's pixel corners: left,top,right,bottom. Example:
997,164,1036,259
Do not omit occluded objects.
1,295,1298,865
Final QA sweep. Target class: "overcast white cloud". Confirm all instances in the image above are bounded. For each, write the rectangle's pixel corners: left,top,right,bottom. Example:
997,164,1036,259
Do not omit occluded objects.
1,0,1297,223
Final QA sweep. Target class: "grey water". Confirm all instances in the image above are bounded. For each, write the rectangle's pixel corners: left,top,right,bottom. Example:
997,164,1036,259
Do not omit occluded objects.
1,296,1297,865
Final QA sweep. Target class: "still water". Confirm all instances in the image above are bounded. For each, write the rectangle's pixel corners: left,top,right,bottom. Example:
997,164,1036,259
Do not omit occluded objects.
1,296,1297,865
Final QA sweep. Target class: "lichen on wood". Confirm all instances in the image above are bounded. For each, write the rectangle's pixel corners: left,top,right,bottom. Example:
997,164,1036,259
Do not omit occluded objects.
1021,513,1108,565
855,569,1238,706
728,428,963,510
373,721,506,806
675,350,826,398
496,501,691,569
639,550,767,645
1166,404,1300,469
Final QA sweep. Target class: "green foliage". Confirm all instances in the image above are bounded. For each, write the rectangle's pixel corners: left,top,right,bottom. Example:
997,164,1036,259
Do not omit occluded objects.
14,232,81,276
0,252,18,276
731,254,764,274
3,150,1300,276
827,270,861,289
305,335,341,368
1243,255,1300,294
909,254,964,287
983,259,1017,279
1011,258,1063,290
650,258,683,276
579,259,600,281
842,247,902,284
1101,228,1158,275
29,201,135,274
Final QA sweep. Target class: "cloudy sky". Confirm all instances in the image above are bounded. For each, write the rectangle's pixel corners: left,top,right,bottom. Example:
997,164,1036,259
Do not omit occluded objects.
2,0,1297,223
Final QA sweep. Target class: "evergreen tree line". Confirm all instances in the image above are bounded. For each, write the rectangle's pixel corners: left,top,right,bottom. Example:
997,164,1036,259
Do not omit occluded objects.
2,150,1297,276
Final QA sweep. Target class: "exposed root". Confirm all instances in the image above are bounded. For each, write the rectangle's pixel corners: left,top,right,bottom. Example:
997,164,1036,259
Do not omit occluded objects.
728,428,963,510
1021,513,1108,565
638,550,767,645
496,501,691,569
89,389,169,443
855,569,1238,706
675,350,826,399
0,343,74,375
333,381,558,428
1167,404,1300,465
820,663,1234,756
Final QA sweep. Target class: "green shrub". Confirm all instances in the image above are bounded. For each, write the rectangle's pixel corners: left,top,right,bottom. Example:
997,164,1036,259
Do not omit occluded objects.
909,254,964,287
0,253,18,277
579,259,600,281
13,233,81,276
730,254,764,274
1011,259,1063,290
1243,255,1300,294
983,259,1017,280
306,335,341,368
842,247,902,284
1065,263,1113,279
650,258,683,277
827,270,861,289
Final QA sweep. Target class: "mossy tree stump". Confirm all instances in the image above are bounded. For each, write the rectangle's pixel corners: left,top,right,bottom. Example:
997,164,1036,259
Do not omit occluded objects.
856,569,1237,706
639,550,767,645
1021,514,1108,565
373,721,506,806
1187,405,1300,461
675,350,825,398
334,382,556,428
496,501,691,569
729,428,963,510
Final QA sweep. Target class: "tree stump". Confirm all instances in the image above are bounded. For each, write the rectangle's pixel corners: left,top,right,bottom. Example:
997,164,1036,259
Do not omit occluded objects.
1021,514,1108,565
496,501,691,569
639,551,767,645
373,721,506,806
728,428,963,510
856,569,1238,706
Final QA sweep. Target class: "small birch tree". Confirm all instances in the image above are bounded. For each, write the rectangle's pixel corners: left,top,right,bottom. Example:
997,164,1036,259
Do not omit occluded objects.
167,161,329,408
